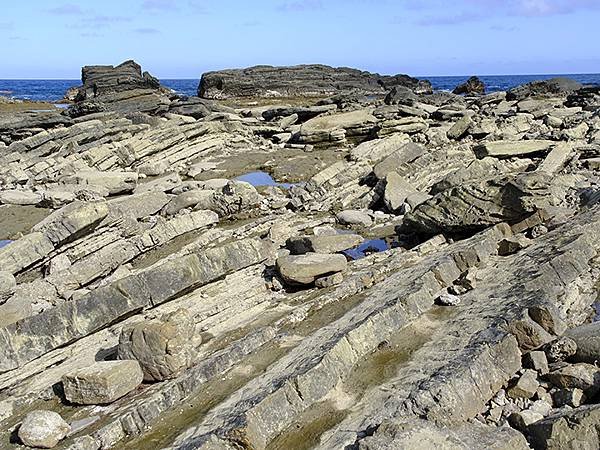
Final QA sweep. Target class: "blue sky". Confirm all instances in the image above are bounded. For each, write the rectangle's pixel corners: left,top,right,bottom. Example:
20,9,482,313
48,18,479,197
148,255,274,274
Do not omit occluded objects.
2,0,599,78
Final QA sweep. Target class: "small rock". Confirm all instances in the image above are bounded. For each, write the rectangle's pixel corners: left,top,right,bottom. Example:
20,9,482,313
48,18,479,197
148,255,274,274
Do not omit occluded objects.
18,410,70,448
508,369,539,399
436,292,461,306
543,337,577,363
523,351,549,375
509,409,544,431
566,321,600,364
315,272,344,288
287,234,363,255
552,388,585,408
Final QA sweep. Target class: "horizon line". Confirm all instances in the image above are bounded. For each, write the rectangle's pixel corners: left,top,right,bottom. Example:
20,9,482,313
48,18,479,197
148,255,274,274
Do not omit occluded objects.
1,71,600,81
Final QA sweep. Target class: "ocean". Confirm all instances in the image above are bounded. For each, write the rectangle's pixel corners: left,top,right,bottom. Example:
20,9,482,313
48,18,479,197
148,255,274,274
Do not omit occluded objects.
1,74,599,102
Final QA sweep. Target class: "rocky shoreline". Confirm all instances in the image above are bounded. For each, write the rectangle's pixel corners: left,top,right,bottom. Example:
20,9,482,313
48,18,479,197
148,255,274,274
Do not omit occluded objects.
1,60,600,449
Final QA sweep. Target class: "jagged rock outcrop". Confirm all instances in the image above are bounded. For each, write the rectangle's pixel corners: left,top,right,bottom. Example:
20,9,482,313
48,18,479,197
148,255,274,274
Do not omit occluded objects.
453,76,486,95
507,77,583,101
198,64,423,99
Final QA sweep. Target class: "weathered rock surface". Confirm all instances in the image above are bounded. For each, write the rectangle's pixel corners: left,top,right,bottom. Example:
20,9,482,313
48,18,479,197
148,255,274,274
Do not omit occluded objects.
453,76,486,95
18,410,70,448
528,404,600,450
118,308,195,381
287,233,363,254
198,64,422,99
276,252,347,284
62,360,143,405
507,77,583,101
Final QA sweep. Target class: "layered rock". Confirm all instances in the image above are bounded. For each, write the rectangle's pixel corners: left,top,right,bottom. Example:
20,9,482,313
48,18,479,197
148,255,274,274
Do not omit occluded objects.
198,64,423,99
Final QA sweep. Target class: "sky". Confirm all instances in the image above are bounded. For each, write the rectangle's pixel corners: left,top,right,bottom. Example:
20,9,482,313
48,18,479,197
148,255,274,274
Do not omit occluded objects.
2,0,600,79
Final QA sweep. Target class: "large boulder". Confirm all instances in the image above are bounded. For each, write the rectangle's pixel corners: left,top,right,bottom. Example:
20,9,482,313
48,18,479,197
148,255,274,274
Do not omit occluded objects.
118,308,195,381
566,322,600,364
453,76,486,95
62,360,143,405
507,77,583,101
18,410,70,449
276,253,347,285
198,64,422,99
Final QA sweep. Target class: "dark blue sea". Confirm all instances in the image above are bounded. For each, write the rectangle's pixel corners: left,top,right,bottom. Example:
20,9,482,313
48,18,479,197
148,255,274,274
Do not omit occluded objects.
1,75,599,102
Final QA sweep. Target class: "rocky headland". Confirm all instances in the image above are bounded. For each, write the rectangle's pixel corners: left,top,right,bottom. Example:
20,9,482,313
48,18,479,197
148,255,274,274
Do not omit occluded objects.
1,61,600,449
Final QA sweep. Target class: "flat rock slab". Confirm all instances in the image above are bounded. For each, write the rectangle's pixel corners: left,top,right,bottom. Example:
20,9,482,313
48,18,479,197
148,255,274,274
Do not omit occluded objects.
477,140,556,157
276,252,347,285
62,360,143,405
528,404,600,450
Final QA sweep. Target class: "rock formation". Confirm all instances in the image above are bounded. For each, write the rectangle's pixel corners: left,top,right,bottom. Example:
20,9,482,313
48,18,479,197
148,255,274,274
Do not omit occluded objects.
1,64,600,450
198,64,425,99
453,75,486,95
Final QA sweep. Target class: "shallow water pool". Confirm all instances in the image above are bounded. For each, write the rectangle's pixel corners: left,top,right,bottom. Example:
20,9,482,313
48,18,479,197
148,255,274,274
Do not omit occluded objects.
235,171,294,189
0,240,12,249
344,238,396,260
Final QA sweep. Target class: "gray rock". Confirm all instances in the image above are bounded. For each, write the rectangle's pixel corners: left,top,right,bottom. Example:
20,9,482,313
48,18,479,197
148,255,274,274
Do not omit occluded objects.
453,76,486,95
287,234,363,255
476,140,556,158
384,172,417,213
315,272,344,288
336,210,373,227
373,142,425,179
509,409,544,431
507,77,583,101
528,404,600,450
523,351,549,375
62,170,138,196
436,292,461,306
33,201,109,246
118,308,195,382
276,253,347,285
507,369,539,399
198,64,421,99
0,190,42,206
547,363,600,395
62,360,143,405
565,321,600,364
552,388,585,408
544,337,578,363
0,271,16,304
446,115,473,140
18,410,70,449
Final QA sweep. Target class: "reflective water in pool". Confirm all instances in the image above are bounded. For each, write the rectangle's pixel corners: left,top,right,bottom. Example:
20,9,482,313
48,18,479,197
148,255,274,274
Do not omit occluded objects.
235,171,294,189
344,238,398,260
0,240,12,249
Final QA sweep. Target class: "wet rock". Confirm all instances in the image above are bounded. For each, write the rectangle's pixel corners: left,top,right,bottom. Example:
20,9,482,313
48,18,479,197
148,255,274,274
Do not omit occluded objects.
18,410,70,449
565,322,600,364
336,210,373,227
453,76,486,95
118,308,195,382
276,252,347,285
62,360,143,405
507,369,539,399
